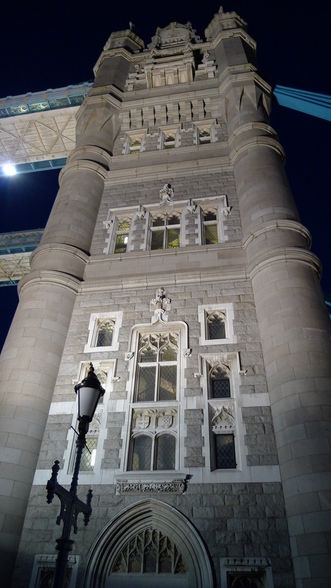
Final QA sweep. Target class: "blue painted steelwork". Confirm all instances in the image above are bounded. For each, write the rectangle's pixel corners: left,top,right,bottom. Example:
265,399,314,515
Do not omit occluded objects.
0,229,43,254
274,85,331,121
0,82,92,118
325,298,331,320
0,157,67,176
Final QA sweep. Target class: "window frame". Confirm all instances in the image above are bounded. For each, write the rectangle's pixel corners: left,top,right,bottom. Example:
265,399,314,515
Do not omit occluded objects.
198,303,236,346
220,558,274,588
149,211,181,251
84,311,123,353
127,431,177,472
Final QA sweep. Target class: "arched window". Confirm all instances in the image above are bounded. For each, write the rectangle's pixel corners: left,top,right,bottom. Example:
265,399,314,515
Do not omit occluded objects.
128,433,176,472
206,310,226,340
209,364,231,399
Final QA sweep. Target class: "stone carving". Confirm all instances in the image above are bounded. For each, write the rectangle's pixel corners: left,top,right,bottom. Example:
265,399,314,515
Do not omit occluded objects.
135,413,151,430
220,206,232,217
186,199,197,214
158,414,173,428
211,405,235,433
125,351,134,361
148,22,201,50
89,411,102,435
183,348,192,357
159,183,174,204
135,205,147,220
150,287,172,323
115,478,186,495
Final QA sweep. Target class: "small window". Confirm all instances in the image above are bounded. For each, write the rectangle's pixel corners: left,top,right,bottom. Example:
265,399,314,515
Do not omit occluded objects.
214,433,236,469
203,209,218,245
206,311,226,340
199,127,211,144
80,436,98,471
209,365,231,398
129,138,142,153
95,318,114,347
128,433,176,471
150,213,180,250
114,218,131,253
164,133,176,149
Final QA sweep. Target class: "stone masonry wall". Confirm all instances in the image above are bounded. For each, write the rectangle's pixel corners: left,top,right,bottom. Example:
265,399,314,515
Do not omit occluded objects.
14,483,294,588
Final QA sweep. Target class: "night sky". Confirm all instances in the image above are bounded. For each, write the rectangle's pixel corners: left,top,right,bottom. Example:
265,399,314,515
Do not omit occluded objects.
0,0,330,351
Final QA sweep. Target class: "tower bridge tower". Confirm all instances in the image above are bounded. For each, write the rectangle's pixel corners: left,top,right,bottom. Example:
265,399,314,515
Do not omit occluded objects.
0,7,330,588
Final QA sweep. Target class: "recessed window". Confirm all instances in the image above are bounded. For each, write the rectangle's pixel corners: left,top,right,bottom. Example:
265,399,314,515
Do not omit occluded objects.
164,133,176,148
84,312,123,353
150,213,181,250
209,365,231,399
206,310,226,340
227,571,265,588
199,127,211,144
114,218,131,254
129,138,142,153
214,433,236,469
134,333,178,402
128,433,176,471
95,318,114,347
203,209,218,245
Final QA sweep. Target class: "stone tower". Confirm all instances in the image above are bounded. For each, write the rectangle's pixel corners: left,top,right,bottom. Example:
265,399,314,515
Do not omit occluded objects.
0,7,330,588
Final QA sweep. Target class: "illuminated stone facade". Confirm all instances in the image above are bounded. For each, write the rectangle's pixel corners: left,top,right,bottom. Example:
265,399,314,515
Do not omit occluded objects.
0,7,330,588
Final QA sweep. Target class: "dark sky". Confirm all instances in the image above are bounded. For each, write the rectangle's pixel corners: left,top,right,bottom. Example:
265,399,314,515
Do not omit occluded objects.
0,0,330,350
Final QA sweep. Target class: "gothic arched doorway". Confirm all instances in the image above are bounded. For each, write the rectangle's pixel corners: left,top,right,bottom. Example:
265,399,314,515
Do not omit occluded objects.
83,499,214,588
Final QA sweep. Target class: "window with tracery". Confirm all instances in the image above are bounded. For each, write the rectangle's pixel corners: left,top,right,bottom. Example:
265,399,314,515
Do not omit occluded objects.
208,364,231,399
150,213,181,250
111,528,187,574
213,433,236,469
134,333,178,402
206,310,226,340
227,571,265,587
95,318,115,347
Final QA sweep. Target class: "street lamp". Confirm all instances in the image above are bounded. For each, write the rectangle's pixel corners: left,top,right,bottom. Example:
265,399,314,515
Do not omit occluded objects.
46,363,105,588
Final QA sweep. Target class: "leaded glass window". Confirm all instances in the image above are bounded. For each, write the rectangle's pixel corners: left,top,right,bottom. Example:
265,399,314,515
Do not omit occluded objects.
111,528,186,574
80,436,98,471
206,310,226,340
202,209,218,245
134,333,178,402
209,365,231,399
95,318,114,347
128,433,176,471
214,433,236,469
114,218,131,253
150,213,180,250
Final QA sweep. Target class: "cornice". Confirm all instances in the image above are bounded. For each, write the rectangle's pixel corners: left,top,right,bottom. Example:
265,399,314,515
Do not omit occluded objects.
248,247,321,280
18,270,81,296
229,136,285,163
243,220,312,250
59,159,108,183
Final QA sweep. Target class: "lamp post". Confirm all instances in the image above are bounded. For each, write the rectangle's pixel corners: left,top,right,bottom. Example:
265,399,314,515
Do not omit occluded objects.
46,363,105,588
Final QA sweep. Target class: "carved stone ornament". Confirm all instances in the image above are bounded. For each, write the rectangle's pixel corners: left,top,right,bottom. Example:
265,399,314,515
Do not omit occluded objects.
159,183,174,204
115,479,186,495
220,206,232,217
183,348,192,358
211,405,235,433
158,414,173,429
135,414,151,430
103,218,114,230
150,287,172,323
125,351,135,361
186,199,197,214
88,411,102,435
135,205,147,220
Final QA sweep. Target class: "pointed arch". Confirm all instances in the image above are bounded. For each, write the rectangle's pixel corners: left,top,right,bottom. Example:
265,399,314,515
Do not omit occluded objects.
83,499,214,588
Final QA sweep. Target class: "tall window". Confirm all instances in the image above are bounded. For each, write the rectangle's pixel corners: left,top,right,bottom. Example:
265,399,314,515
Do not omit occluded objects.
150,213,180,250
114,218,131,253
202,209,218,244
134,333,178,402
